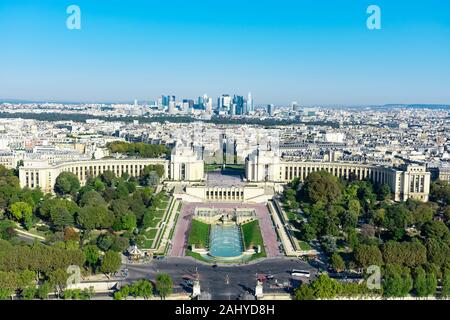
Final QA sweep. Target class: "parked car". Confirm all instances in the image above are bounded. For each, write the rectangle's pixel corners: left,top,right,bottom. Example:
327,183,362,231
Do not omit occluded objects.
182,279,194,287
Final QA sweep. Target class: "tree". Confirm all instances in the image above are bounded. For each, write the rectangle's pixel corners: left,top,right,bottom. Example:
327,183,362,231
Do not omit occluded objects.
425,272,437,297
51,207,75,230
54,172,80,196
0,271,19,294
102,187,117,202
39,198,79,230
18,270,36,289
320,235,337,254
77,204,114,230
110,236,129,253
78,190,106,207
311,274,341,299
107,141,169,159
377,184,391,201
97,233,114,251
21,186,44,204
298,222,316,241
0,220,16,240
130,279,153,299
48,268,69,295
22,210,33,230
382,265,413,298
93,179,106,192
128,192,148,220
141,164,165,180
356,181,376,209
84,245,100,269
113,291,123,300
0,288,12,300
21,286,37,300
100,171,116,187
443,205,450,221
425,238,449,267
82,287,95,300
8,201,33,230
115,182,130,198
442,268,450,298
111,199,130,217
0,166,21,211
422,221,449,241
384,204,412,240
410,203,433,226
371,208,386,226
341,199,361,230
300,171,342,205
305,201,340,238
331,253,346,273
156,273,173,300
119,212,137,231
36,282,50,299
414,267,437,297
430,180,450,205
0,240,85,275
100,251,121,276
63,227,80,242
283,188,298,210
294,284,315,300
346,228,359,250
382,241,427,268
353,244,383,269
126,180,137,193
120,284,130,299
414,267,428,297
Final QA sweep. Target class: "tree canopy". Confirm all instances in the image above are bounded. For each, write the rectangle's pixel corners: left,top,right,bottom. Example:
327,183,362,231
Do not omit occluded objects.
54,172,80,196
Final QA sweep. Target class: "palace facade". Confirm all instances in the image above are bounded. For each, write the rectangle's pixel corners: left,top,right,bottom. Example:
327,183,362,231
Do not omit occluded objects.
245,150,430,202
19,147,431,202
19,158,170,193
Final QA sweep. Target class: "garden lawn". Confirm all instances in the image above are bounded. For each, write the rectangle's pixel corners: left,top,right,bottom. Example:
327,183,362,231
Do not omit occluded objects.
241,220,264,251
188,219,210,248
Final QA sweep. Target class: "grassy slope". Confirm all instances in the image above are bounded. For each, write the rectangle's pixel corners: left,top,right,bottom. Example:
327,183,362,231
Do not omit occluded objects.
188,219,210,248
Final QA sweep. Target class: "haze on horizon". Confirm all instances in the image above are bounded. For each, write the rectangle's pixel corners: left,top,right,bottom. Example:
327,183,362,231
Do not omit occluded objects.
1,0,450,105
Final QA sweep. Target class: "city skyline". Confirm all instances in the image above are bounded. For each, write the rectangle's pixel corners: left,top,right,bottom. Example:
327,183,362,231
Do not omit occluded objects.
1,0,450,105
1,0,450,306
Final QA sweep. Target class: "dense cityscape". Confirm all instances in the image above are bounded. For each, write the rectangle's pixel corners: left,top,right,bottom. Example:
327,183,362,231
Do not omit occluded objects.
0,101,449,302
1,1,450,317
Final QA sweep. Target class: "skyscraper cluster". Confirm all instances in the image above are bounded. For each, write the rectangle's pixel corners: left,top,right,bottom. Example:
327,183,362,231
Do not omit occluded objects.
155,92,255,116
217,92,254,116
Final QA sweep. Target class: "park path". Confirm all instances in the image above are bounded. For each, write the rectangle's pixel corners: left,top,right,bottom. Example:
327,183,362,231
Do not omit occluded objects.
14,228,46,241
169,203,196,256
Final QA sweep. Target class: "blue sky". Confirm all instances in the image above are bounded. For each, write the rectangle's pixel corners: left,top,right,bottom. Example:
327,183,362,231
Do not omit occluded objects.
1,0,450,105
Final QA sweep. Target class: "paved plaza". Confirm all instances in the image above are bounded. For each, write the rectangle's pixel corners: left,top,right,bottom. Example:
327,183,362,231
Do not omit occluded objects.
206,171,245,187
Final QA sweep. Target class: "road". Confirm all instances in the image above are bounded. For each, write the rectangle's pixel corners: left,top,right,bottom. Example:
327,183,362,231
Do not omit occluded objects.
124,257,317,300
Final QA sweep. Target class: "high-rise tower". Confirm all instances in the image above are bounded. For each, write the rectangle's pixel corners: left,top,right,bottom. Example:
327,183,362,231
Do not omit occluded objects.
247,92,254,113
